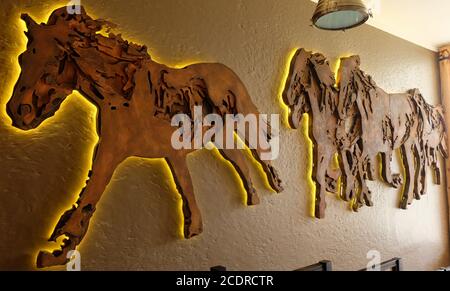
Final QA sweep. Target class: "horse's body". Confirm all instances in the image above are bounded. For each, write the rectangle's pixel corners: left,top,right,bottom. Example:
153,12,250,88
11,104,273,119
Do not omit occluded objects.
338,56,447,208
7,7,282,268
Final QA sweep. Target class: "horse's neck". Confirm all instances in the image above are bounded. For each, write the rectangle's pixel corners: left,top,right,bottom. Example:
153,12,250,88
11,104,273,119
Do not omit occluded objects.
307,85,336,117
75,73,104,108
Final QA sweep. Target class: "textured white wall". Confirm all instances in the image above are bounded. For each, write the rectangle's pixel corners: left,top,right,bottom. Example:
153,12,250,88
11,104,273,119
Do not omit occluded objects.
0,0,448,270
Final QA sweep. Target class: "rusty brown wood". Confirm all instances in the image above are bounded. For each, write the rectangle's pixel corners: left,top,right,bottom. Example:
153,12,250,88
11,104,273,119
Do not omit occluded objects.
283,48,448,218
7,7,283,268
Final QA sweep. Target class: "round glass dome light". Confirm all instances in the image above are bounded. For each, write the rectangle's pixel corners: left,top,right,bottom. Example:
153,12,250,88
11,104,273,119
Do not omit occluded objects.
312,0,370,30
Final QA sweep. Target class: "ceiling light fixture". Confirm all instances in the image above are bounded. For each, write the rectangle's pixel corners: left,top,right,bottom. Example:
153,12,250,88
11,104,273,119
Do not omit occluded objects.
312,0,371,31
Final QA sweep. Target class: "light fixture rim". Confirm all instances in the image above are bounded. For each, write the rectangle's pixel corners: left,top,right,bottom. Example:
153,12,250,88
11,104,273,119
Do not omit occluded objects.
312,3,370,31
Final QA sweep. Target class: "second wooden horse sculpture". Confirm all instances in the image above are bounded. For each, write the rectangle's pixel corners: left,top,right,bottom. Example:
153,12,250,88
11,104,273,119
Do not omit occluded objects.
283,49,448,218
7,7,283,267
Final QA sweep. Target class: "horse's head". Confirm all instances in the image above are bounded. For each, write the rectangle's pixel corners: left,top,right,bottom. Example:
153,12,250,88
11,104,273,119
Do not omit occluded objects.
283,48,337,129
433,104,449,159
337,55,377,120
7,6,104,130
336,56,360,118
411,88,449,159
282,49,311,129
337,56,360,85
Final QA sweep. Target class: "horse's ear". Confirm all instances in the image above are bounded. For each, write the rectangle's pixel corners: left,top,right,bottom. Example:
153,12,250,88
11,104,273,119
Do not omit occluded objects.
410,88,421,99
21,13,39,30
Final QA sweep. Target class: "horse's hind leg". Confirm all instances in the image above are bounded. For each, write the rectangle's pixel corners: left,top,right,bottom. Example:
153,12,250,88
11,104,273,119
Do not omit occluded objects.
339,150,357,202
400,142,416,209
429,149,442,185
354,160,373,210
312,144,333,218
218,148,260,205
237,120,283,193
249,148,283,193
381,151,403,188
165,155,203,238
413,143,426,199
37,140,126,268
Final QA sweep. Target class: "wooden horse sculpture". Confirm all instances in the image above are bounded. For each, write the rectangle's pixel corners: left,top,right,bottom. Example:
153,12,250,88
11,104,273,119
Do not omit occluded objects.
282,49,371,218
410,89,448,199
283,48,447,218
7,7,283,268
338,56,448,209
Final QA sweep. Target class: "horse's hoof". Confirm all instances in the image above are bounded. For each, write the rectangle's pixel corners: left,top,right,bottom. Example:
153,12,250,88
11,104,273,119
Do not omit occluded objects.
399,198,409,210
36,250,69,268
247,187,260,206
315,201,327,219
352,201,363,212
36,235,77,268
391,174,403,189
267,166,284,193
184,218,203,239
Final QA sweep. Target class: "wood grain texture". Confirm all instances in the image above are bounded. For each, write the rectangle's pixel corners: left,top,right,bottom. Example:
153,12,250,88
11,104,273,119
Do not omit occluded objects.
283,48,448,218
6,6,283,268
438,46,450,223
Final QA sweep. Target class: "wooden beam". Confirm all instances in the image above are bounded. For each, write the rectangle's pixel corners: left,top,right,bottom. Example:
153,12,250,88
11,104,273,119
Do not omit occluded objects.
439,45,450,223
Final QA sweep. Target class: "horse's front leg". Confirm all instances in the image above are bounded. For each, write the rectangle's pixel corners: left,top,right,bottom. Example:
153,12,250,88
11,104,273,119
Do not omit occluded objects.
400,142,416,209
339,150,358,203
37,139,126,268
313,144,332,219
365,154,377,181
380,151,403,188
165,154,203,239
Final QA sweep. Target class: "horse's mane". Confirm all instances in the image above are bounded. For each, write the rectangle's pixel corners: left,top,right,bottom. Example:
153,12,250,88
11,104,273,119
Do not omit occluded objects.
411,89,446,133
307,53,338,112
40,7,240,123
338,58,376,120
46,6,148,60
34,6,152,103
283,49,338,115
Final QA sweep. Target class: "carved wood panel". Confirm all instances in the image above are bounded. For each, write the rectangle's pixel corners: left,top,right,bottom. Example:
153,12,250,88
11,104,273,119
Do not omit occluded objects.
7,6,283,268
283,48,448,219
